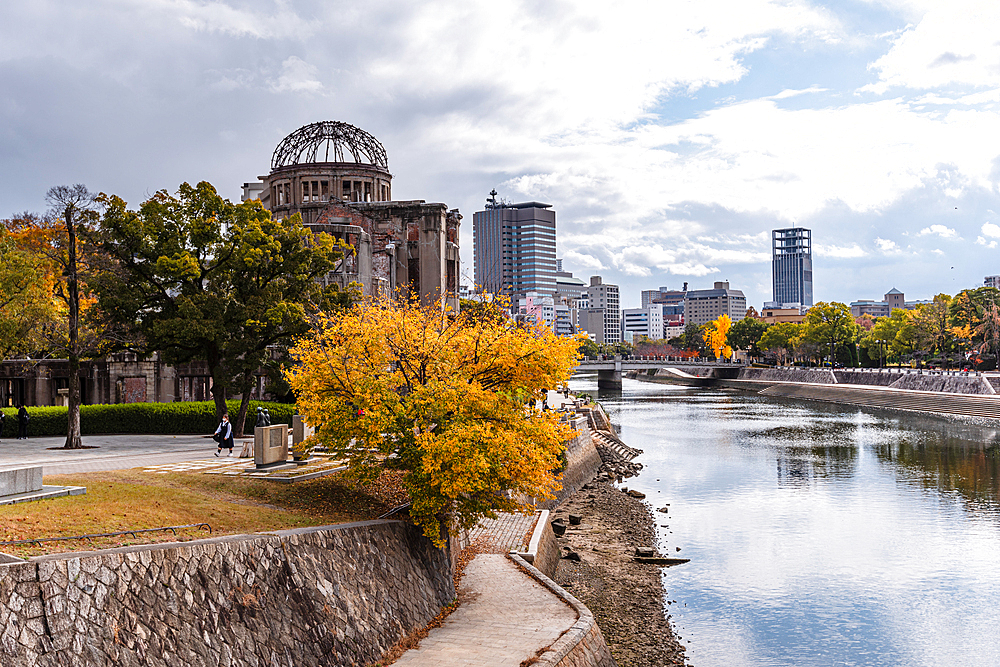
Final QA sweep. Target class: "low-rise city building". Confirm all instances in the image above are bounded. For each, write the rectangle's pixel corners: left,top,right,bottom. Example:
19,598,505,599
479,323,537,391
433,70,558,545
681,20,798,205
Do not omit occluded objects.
684,281,747,326
622,306,664,341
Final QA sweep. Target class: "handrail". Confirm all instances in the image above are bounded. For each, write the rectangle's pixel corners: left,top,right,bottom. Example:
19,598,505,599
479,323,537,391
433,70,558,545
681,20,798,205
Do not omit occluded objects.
0,523,213,547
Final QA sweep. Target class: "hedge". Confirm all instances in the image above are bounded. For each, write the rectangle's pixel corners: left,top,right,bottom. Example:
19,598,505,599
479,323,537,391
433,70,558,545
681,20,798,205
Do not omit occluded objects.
0,400,295,438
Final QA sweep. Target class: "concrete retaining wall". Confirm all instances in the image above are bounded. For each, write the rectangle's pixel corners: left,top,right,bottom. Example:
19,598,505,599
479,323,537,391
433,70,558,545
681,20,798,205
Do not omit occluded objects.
509,554,616,667
539,415,603,510
0,520,455,667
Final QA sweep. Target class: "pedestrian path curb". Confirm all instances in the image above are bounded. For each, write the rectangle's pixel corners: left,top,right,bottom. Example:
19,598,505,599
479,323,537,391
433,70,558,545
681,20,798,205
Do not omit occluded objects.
508,553,616,667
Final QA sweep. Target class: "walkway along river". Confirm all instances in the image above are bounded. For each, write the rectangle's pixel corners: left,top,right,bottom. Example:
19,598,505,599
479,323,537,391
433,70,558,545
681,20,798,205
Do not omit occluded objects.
570,376,1000,667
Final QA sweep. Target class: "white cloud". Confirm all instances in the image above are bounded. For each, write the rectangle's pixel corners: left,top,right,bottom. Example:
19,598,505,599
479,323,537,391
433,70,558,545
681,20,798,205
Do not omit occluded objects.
976,236,998,249
270,57,323,93
865,1,1000,92
982,222,1000,237
875,237,900,253
918,224,957,238
931,248,944,255
814,243,867,258
768,86,828,100
561,249,604,270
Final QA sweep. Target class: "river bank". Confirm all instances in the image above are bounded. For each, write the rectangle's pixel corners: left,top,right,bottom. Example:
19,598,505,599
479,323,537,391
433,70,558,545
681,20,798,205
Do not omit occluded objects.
550,479,688,667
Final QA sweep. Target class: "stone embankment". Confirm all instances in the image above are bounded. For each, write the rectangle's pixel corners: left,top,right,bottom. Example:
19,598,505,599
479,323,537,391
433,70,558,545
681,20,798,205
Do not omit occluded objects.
631,365,1000,419
550,481,687,667
0,520,455,667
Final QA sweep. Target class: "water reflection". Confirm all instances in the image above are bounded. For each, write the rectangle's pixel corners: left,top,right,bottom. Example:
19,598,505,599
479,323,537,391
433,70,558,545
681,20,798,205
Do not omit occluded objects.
575,376,1000,667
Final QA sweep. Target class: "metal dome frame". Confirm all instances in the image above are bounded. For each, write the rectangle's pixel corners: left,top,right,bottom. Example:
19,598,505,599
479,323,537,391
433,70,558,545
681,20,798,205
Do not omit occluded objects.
271,121,389,171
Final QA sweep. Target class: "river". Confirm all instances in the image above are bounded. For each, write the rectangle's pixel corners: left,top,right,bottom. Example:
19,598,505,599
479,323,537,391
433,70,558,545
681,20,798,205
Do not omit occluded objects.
570,376,1000,667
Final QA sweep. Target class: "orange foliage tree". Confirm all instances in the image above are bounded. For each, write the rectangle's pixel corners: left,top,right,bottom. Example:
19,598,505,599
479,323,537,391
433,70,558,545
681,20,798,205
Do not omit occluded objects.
705,314,733,359
286,296,580,544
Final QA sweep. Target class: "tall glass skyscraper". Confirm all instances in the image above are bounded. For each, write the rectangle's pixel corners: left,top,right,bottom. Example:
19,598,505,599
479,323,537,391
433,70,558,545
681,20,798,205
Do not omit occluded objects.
473,192,556,303
772,227,813,306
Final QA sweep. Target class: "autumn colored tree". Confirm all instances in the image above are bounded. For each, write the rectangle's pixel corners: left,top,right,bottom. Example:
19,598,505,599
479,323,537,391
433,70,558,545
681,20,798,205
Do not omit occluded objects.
286,296,579,544
705,314,733,360
0,221,56,360
93,182,348,435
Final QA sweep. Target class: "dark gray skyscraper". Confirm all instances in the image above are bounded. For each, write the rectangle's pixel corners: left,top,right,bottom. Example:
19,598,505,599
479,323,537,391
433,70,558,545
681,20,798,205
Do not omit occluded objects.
473,191,556,303
772,227,813,306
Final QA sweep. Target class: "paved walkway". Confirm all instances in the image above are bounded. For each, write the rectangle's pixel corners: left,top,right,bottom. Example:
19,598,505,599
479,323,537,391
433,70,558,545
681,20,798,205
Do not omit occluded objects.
0,434,218,475
394,554,576,667
469,512,537,553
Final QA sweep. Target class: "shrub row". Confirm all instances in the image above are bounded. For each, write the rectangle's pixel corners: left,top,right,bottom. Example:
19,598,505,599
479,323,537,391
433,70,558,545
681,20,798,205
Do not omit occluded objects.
0,400,295,438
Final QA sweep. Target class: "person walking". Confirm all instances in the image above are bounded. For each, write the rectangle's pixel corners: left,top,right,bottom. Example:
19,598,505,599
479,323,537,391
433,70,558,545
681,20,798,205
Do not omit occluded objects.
17,405,29,440
213,412,234,457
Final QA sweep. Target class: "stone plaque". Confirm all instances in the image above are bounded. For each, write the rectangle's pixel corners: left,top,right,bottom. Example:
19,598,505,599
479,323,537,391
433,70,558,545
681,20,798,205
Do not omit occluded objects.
254,424,289,467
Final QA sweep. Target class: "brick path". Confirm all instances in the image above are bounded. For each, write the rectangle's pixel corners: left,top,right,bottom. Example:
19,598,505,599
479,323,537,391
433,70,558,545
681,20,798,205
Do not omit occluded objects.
468,512,537,553
393,554,577,666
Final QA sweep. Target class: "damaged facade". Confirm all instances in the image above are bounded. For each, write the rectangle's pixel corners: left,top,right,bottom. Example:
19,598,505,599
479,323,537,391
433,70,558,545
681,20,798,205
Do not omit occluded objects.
6,121,461,407
246,120,461,310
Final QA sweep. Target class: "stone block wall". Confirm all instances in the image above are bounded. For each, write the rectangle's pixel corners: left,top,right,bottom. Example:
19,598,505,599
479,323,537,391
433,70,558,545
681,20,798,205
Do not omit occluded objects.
0,520,455,667
539,416,603,510
739,368,837,384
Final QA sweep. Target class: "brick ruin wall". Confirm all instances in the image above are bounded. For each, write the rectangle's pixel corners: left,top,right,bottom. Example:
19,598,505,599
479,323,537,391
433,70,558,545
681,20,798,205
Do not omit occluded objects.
0,520,455,667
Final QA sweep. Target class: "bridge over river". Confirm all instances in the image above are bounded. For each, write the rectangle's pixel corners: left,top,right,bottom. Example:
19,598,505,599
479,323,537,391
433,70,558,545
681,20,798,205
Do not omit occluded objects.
574,355,743,389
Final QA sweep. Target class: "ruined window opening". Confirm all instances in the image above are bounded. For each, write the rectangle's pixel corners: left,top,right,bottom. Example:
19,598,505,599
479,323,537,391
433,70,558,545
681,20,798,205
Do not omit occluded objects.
321,180,329,201
364,181,372,202
342,180,351,198
311,181,319,202
302,180,310,202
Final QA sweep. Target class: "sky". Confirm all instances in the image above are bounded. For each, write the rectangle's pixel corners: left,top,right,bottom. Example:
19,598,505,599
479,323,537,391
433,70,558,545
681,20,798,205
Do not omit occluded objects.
2,0,999,309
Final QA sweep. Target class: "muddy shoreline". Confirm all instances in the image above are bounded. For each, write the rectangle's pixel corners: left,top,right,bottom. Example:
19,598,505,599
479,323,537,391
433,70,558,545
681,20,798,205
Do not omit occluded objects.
550,479,688,666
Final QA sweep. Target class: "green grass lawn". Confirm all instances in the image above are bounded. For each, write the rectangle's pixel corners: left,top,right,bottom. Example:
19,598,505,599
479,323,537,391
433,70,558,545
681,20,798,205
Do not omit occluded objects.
0,468,410,559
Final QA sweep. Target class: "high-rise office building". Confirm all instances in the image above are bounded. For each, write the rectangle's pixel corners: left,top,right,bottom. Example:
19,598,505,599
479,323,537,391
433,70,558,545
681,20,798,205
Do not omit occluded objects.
473,191,556,304
772,228,813,307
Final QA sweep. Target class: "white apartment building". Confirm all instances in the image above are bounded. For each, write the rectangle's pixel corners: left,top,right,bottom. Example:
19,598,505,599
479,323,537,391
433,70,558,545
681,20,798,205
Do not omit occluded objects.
622,306,664,341
581,276,621,344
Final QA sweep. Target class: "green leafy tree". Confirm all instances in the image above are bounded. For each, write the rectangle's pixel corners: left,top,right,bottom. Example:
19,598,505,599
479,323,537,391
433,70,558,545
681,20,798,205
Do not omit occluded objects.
803,302,857,365
910,294,953,361
727,316,769,360
93,182,348,436
682,322,707,356
759,322,801,366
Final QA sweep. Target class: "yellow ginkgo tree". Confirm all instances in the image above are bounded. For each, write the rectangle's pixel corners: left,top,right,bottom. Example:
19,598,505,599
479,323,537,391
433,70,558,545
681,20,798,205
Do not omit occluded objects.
286,296,580,544
705,314,733,360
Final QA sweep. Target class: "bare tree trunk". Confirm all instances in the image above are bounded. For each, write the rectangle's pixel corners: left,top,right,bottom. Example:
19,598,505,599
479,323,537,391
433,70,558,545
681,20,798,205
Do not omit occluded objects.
64,202,82,449
231,366,258,438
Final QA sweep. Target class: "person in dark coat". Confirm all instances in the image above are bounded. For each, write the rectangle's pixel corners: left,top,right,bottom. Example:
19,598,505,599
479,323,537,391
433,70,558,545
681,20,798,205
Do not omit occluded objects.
17,405,29,440
0,409,5,439
213,413,234,457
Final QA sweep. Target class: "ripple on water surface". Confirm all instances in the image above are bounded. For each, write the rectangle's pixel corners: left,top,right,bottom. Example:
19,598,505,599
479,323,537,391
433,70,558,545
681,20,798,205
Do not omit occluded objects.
571,377,1000,667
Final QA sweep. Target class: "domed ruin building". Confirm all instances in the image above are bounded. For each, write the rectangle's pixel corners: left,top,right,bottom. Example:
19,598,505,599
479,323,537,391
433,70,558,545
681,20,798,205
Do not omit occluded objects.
243,121,460,309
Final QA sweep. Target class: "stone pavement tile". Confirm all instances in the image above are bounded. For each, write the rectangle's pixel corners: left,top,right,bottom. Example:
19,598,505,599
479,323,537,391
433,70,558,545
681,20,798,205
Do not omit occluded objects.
394,554,577,667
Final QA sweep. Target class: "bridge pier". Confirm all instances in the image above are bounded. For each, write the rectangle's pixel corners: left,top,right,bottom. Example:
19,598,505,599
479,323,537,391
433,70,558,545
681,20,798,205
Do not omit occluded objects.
597,369,622,390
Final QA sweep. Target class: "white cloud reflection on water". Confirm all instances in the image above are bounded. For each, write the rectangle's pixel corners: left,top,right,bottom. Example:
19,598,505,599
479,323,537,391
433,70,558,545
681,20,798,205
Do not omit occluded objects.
572,376,1000,666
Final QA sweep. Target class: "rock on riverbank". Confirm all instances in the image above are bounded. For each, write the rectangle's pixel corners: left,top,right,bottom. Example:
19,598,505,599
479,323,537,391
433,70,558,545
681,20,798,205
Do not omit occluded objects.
551,480,687,667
